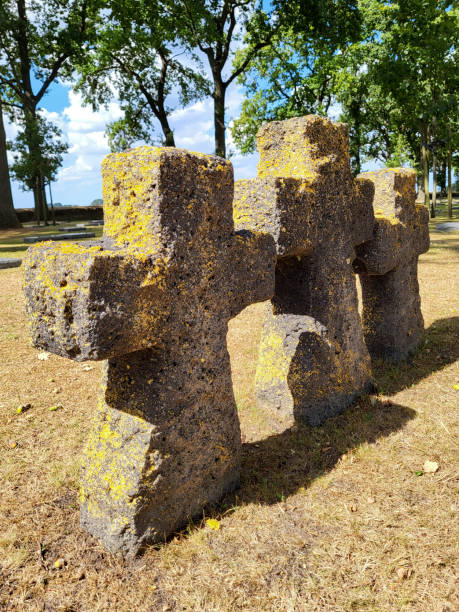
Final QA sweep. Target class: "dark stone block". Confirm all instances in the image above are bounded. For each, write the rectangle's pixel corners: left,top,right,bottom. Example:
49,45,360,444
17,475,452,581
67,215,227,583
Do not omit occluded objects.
234,115,374,424
0,258,22,269
24,232,95,243
355,169,430,363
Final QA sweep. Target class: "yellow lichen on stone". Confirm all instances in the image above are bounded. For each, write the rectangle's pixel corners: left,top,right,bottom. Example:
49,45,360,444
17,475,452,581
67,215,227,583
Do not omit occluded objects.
255,327,291,387
102,146,233,259
102,146,163,254
362,168,416,220
256,115,350,181
80,400,158,512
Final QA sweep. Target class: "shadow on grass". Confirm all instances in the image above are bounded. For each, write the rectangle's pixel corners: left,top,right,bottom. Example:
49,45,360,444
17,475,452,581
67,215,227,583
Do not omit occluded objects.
426,243,459,255
373,316,459,395
216,318,457,510
230,398,415,507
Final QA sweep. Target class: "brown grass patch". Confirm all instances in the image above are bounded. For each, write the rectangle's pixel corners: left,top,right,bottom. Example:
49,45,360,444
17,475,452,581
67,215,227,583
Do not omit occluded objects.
0,213,458,611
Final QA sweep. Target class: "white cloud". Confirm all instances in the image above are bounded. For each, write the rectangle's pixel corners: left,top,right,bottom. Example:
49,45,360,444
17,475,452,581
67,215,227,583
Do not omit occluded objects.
63,91,123,134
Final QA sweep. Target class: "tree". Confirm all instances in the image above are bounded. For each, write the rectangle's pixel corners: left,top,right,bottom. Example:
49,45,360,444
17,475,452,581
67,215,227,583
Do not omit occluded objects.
230,1,362,159
367,0,458,211
8,112,68,224
0,100,20,228
76,0,210,151
168,0,275,158
232,30,340,155
0,0,96,221
232,0,458,193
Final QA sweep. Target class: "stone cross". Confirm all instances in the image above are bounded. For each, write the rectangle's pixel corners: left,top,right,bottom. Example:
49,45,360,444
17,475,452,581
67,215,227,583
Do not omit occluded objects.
24,147,276,556
354,168,430,362
233,115,375,425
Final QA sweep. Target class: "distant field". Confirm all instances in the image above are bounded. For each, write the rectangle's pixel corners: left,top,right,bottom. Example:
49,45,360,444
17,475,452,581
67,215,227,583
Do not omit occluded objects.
0,222,103,261
0,211,457,611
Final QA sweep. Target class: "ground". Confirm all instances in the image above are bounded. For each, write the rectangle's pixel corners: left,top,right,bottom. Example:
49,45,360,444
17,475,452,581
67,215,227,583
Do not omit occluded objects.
0,207,458,611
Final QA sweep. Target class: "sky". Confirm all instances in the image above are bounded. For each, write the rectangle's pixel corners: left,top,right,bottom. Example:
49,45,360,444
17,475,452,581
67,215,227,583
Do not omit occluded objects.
5,79,263,209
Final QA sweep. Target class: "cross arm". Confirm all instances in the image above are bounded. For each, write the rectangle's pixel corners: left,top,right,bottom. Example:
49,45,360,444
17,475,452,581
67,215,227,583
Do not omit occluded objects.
414,204,430,255
354,169,430,275
233,177,316,258
23,240,169,361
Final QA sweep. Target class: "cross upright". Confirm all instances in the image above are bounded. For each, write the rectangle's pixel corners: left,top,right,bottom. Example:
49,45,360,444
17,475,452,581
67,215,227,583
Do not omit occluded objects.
24,146,276,556
233,115,375,425
354,168,430,362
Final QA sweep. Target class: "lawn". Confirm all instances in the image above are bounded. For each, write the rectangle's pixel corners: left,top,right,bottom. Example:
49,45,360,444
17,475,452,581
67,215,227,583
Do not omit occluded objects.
0,209,457,611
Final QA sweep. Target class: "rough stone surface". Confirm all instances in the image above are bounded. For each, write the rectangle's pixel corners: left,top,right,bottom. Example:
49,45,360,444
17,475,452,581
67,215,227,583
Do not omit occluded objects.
0,258,21,269
355,168,430,362
234,115,375,425
23,146,276,556
24,232,95,243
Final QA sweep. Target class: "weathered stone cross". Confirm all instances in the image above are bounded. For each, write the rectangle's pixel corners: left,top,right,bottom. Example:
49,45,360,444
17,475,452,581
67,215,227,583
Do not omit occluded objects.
233,115,376,425
24,147,275,556
354,168,430,362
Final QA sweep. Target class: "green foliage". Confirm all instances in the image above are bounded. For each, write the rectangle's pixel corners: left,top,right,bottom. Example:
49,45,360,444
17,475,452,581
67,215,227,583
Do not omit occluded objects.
76,0,210,150
231,1,362,156
8,114,68,191
0,0,97,215
232,0,458,177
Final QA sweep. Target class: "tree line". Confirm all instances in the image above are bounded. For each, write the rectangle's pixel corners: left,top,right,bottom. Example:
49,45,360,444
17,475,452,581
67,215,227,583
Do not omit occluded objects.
0,0,457,228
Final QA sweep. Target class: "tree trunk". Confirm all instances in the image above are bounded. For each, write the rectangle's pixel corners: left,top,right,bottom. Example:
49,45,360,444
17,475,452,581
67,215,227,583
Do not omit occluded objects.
157,53,175,147
416,173,425,203
0,103,20,228
47,180,56,225
421,123,430,211
24,109,49,224
213,79,226,159
40,174,48,225
157,111,175,147
33,180,41,225
447,123,452,219
431,117,437,217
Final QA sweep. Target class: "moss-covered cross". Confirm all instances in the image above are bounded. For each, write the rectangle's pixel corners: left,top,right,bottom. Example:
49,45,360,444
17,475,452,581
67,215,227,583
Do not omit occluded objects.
233,115,376,425
354,168,430,362
23,147,275,556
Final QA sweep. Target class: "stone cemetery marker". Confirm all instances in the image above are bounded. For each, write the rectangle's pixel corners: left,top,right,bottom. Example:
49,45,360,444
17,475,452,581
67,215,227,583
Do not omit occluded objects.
24,147,276,555
354,169,430,362
24,232,95,243
58,226,88,232
436,222,459,232
0,258,21,269
234,115,375,425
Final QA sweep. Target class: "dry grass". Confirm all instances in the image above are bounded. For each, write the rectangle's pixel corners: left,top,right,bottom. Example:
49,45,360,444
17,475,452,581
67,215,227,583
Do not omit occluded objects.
0,212,458,611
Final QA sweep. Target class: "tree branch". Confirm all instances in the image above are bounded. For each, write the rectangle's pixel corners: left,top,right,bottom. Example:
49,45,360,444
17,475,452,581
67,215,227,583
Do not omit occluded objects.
110,53,160,117
34,54,69,104
0,98,23,110
224,35,273,88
